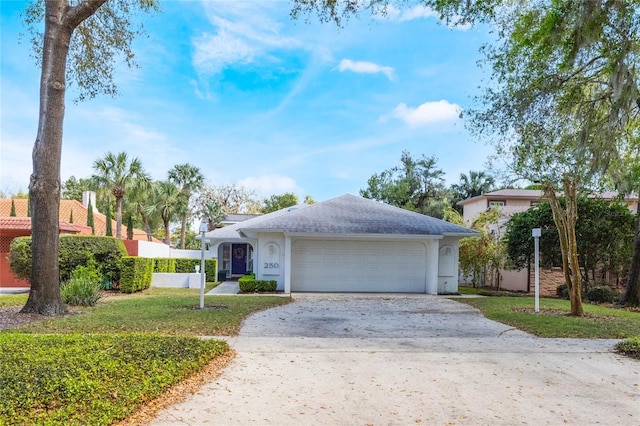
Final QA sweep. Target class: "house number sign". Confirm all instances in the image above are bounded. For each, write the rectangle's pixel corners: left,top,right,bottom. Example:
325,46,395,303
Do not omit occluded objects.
262,243,280,276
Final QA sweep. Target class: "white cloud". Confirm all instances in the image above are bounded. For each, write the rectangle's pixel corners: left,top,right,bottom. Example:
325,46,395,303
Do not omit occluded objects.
238,174,300,197
378,5,471,30
388,100,461,127
338,59,395,81
193,1,303,76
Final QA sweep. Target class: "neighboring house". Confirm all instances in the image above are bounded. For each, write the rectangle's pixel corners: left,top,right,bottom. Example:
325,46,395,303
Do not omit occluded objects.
205,194,478,294
0,191,161,288
0,218,88,287
457,189,639,294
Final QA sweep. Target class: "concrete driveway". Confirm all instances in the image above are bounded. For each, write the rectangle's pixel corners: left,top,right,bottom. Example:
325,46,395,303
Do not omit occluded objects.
152,294,639,425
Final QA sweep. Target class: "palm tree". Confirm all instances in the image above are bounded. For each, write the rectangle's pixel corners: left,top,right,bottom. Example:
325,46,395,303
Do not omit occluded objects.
154,181,182,245
92,152,150,239
126,177,155,241
168,163,204,249
450,171,496,212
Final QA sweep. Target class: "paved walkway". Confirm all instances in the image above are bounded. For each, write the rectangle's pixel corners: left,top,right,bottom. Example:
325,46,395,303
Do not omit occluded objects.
152,294,640,425
206,281,239,295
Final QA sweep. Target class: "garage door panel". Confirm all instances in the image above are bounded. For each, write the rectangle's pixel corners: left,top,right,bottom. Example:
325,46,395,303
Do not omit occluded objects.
292,240,427,292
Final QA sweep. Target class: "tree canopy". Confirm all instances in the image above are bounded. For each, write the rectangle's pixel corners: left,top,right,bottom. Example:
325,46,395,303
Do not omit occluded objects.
360,150,450,219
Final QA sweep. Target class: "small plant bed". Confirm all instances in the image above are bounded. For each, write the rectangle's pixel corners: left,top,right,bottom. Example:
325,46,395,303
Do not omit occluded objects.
614,337,640,360
0,333,228,425
455,296,640,339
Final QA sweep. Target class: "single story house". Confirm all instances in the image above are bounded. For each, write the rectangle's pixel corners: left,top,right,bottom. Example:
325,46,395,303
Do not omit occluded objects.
204,194,478,294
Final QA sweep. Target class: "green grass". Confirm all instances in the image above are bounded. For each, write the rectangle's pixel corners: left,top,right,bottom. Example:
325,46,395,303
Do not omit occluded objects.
614,337,640,359
454,296,640,338
0,333,227,425
0,288,291,425
0,293,28,307
15,287,292,336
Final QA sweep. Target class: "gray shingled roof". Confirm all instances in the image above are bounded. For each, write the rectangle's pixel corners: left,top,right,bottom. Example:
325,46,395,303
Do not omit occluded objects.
238,194,478,236
205,204,310,241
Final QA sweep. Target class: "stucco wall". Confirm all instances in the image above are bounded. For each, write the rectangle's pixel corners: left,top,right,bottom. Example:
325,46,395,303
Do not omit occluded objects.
151,273,202,289
256,233,286,291
438,237,459,293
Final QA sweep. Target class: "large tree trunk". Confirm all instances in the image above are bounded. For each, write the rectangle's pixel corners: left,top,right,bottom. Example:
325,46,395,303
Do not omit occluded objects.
22,1,72,315
544,178,584,316
22,0,107,315
623,191,640,305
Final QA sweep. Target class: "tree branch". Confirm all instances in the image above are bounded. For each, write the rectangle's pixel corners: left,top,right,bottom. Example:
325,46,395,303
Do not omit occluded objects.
64,0,107,29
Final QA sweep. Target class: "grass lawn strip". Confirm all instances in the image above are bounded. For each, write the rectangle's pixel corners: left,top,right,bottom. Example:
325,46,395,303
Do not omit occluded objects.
0,333,228,425
15,288,292,336
454,296,640,339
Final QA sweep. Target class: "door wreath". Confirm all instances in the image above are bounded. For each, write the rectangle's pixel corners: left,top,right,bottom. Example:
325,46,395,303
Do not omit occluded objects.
233,247,245,259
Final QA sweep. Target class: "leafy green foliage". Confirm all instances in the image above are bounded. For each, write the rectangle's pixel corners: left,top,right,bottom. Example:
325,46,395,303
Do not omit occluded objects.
87,202,95,234
61,277,102,306
238,275,277,292
119,256,153,293
153,258,176,273
174,258,200,273
585,286,620,304
105,202,113,237
9,199,16,216
614,337,640,360
0,333,227,425
361,150,450,219
504,199,635,282
262,192,299,213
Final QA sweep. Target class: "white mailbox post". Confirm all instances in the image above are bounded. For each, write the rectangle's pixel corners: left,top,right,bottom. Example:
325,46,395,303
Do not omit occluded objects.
199,219,208,310
532,228,541,313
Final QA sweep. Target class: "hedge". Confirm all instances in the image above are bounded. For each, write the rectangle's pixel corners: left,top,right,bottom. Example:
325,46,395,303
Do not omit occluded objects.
153,258,176,273
8,235,127,284
119,257,153,293
238,275,277,293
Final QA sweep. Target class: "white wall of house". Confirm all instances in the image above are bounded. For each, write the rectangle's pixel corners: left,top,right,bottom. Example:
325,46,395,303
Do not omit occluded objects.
134,240,207,259
438,237,460,293
255,232,286,291
462,200,488,224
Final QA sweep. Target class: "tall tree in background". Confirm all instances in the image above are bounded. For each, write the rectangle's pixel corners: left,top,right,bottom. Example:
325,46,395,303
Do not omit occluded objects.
153,181,182,246
92,151,150,239
87,202,94,234
10,200,17,217
450,170,495,211
168,163,204,249
195,183,262,215
360,150,449,219
21,0,157,315
262,192,299,213
61,176,94,201
105,202,113,237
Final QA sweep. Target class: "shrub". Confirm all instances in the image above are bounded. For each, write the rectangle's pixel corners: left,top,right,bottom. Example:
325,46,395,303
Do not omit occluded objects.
614,337,640,360
153,258,176,273
205,258,217,281
120,257,153,293
8,235,127,284
585,286,620,304
61,277,102,306
174,258,200,273
556,284,569,300
238,277,277,292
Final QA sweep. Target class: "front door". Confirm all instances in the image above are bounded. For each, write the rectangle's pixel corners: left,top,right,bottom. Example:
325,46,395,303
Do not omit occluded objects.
231,243,247,275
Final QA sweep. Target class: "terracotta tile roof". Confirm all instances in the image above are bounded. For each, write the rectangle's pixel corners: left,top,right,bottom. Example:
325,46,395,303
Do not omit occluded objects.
0,217,82,233
0,198,158,240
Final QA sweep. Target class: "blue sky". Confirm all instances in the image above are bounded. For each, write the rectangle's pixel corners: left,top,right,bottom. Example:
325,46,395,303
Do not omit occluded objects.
1,0,495,202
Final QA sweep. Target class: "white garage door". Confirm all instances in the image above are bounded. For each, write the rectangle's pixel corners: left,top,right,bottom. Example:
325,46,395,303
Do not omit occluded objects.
291,239,427,292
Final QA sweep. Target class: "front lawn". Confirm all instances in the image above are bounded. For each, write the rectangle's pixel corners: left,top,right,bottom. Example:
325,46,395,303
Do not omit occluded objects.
15,288,291,336
454,295,640,338
0,288,291,425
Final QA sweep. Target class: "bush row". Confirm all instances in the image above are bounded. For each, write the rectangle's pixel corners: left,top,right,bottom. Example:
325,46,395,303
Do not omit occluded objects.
9,235,127,284
120,257,154,293
8,235,217,294
153,258,217,279
238,274,277,292
556,284,621,303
